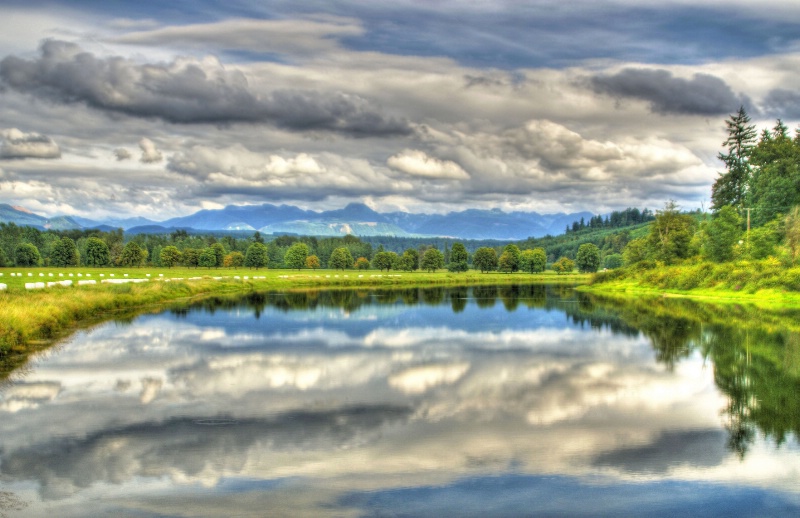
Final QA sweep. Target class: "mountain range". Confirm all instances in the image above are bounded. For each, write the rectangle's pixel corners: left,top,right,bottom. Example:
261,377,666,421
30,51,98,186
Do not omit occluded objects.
0,202,593,240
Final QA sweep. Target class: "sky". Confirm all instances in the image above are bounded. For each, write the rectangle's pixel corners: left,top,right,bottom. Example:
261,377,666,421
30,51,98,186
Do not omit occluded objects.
1,0,799,220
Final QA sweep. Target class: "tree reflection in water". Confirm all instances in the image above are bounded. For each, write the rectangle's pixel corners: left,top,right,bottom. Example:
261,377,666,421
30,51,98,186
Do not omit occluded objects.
578,293,800,458
66,284,800,461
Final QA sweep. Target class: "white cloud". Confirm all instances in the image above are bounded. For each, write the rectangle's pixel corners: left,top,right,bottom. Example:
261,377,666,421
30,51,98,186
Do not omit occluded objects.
138,138,163,163
0,128,61,159
114,148,132,161
387,149,470,180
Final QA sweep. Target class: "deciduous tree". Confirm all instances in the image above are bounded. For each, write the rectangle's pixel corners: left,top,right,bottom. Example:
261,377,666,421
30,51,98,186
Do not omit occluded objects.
473,247,498,273
224,251,244,269
520,248,546,273
306,254,321,270
51,237,79,267
121,241,147,267
160,245,182,268
245,242,268,269
329,247,354,270
420,248,444,272
85,237,110,267
285,242,309,270
576,243,601,273
15,242,40,266
448,242,469,272
703,205,742,262
647,201,695,264
552,256,574,274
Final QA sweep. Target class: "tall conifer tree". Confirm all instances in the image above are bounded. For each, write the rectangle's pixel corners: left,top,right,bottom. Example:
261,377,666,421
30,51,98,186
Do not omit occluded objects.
711,106,757,210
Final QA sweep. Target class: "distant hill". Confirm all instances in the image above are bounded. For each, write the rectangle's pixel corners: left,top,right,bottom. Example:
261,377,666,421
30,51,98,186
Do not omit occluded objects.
0,204,82,230
157,202,591,240
0,201,594,240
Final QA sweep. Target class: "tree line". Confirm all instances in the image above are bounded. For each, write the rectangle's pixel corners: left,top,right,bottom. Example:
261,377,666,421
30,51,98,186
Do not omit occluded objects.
613,108,800,270
0,221,614,274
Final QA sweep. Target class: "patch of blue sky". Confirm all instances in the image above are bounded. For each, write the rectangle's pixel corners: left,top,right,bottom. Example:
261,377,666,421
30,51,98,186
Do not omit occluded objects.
337,473,800,517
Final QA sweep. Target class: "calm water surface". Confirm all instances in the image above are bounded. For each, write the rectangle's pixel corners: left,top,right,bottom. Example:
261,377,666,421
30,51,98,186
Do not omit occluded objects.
1,285,799,517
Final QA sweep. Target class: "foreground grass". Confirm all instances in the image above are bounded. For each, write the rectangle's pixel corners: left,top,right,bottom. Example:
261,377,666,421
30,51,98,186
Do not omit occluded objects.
583,259,800,308
0,266,588,376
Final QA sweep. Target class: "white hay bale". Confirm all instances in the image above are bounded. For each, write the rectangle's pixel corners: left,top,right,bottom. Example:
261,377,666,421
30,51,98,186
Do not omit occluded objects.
78,280,96,286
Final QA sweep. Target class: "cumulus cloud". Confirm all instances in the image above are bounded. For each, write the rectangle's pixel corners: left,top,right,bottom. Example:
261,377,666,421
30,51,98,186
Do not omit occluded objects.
114,147,132,161
387,149,470,180
167,144,413,200
138,138,163,163
0,128,61,159
589,68,749,115
0,40,411,137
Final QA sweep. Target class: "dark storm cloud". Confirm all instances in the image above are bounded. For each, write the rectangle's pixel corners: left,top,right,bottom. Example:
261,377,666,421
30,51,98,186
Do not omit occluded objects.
589,68,748,115
763,88,800,119
0,40,411,137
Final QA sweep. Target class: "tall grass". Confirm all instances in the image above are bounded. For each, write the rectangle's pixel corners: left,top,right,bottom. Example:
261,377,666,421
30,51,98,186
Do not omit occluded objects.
588,259,800,304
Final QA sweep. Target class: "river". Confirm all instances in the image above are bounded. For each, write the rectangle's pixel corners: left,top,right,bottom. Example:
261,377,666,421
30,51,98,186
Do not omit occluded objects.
1,285,798,516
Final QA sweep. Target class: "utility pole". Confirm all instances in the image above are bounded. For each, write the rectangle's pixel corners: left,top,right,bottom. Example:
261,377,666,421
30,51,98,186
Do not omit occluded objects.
746,207,751,234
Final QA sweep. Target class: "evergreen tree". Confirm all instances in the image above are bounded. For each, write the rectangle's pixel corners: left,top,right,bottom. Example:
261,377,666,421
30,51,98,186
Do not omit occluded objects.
711,106,757,210
747,119,800,225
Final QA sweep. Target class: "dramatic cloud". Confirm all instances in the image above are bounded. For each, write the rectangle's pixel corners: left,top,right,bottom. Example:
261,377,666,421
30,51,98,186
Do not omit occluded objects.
0,40,411,137
1,2,799,219
763,88,800,118
387,149,470,180
0,128,60,159
167,144,413,200
138,138,163,163
589,68,748,115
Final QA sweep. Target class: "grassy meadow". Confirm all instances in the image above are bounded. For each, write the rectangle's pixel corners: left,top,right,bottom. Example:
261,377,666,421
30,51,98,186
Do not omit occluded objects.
583,259,800,308
0,266,589,377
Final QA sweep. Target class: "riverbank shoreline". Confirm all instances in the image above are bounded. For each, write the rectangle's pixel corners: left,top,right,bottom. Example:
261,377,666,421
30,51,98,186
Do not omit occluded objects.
579,278,800,308
0,267,589,378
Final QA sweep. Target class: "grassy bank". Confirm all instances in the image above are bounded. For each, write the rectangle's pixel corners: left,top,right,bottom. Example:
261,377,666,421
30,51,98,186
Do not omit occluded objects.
583,259,800,307
0,266,589,374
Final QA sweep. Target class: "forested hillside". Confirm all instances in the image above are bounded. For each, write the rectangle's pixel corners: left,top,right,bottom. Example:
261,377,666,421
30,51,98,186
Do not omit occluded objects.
594,108,800,292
